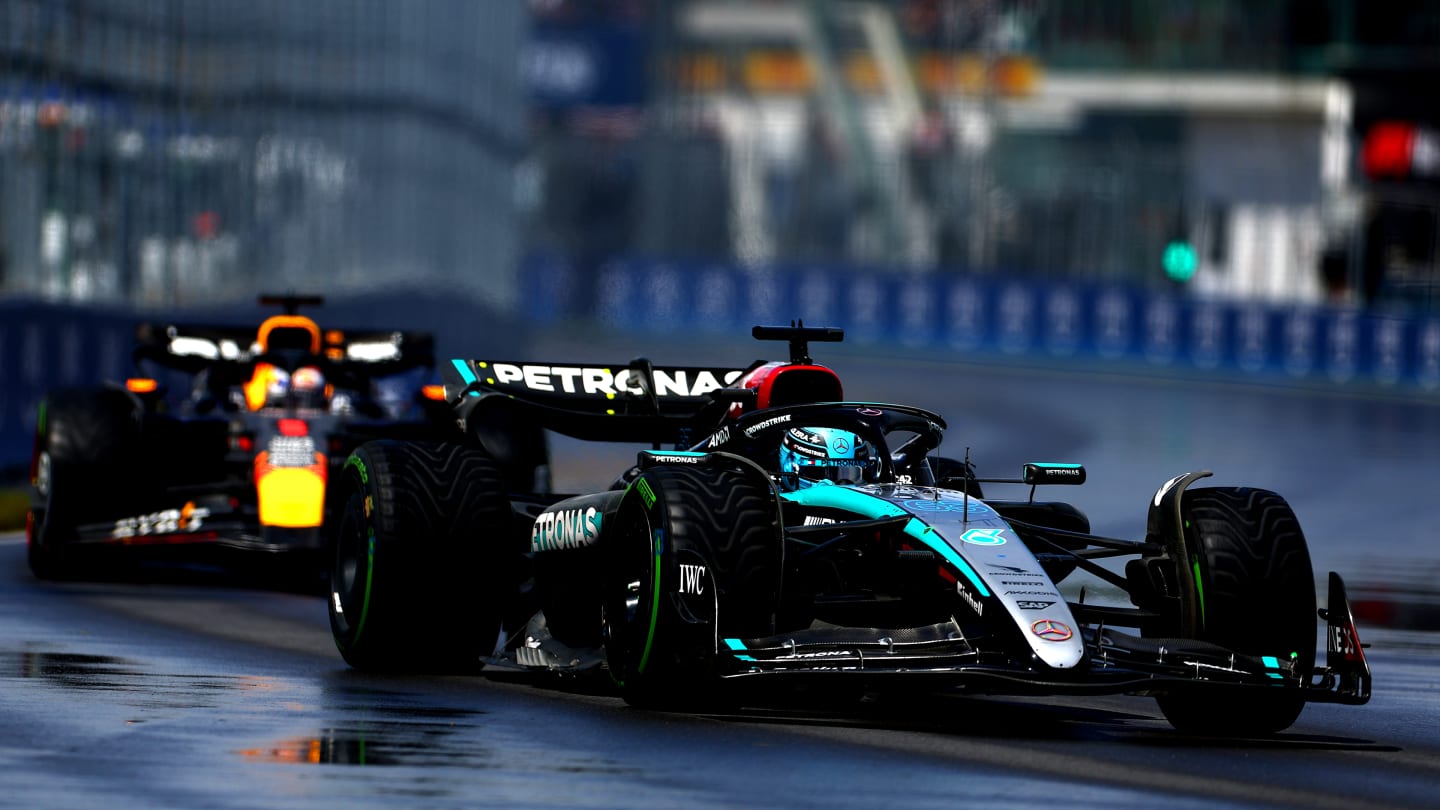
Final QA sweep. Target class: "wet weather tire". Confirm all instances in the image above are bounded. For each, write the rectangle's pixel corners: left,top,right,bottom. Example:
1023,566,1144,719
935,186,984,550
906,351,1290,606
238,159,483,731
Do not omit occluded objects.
602,465,782,709
1156,487,1317,735
28,388,140,580
328,440,519,672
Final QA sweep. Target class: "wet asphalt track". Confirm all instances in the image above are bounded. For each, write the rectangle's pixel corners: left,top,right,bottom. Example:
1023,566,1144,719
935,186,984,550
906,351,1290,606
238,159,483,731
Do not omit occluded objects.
3,331,1440,808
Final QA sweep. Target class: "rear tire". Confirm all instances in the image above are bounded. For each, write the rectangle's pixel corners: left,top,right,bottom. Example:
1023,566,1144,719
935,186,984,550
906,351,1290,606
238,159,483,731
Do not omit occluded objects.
28,388,141,580
1155,487,1317,735
602,465,781,709
328,440,520,672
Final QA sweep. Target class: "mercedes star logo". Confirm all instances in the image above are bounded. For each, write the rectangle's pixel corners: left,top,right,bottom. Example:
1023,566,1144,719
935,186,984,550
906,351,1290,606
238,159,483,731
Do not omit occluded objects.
1031,619,1073,642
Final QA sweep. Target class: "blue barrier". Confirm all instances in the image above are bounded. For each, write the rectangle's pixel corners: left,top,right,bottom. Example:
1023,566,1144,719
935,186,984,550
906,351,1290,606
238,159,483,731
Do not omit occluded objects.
525,255,1440,393
6,264,1432,474
0,300,140,475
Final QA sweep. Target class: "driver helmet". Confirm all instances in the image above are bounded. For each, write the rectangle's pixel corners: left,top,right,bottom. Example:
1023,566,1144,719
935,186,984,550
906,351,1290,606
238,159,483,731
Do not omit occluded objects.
291,365,325,393
290,365,328,409
779,426,878,489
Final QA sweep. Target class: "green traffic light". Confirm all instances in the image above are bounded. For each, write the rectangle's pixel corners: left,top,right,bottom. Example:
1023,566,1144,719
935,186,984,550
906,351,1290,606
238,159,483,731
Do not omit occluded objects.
1162,240,1197,282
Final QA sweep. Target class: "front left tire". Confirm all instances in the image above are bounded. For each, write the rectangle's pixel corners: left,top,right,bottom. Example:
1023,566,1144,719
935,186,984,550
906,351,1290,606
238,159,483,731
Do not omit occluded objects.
328,440,522,672
28,387,141,580
602,464,783,708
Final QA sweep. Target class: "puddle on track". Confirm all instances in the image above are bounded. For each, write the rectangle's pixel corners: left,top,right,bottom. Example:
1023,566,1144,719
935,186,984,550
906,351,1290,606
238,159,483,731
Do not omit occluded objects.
0,647,288,708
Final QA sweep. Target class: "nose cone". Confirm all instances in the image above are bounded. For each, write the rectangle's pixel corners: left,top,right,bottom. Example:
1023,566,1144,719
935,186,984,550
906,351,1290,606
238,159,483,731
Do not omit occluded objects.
1026,618,1085,669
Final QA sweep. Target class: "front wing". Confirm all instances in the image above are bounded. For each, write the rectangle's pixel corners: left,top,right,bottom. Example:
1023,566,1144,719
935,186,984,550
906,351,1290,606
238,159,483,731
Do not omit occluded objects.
64,498,325,555
717,573,1371,705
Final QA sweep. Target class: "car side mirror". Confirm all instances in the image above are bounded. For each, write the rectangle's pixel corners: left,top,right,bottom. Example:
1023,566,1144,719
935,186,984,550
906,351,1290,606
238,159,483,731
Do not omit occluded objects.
1022,463,1086,485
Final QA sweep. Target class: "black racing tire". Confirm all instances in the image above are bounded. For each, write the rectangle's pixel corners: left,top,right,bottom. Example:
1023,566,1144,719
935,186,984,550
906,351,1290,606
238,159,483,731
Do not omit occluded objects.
28,387,141,580
1155,487,1317,735
328,440,520,672
602,465,782,709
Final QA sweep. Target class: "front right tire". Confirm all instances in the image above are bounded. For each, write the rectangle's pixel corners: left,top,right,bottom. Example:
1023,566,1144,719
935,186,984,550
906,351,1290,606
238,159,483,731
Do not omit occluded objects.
1155,487,1317,735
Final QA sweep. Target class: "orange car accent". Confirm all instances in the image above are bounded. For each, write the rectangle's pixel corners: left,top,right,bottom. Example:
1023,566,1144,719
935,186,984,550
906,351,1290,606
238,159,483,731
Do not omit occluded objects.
243,363,283,411
256,314,322,353
179,500,200,529
254,451,328,528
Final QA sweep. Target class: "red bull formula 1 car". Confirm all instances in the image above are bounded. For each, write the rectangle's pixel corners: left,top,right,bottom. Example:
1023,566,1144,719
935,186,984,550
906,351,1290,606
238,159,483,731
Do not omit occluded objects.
327,324,1371,735
26,294,457,582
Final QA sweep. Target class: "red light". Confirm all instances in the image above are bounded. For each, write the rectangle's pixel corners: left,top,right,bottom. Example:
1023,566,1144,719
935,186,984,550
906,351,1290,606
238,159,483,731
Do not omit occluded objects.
192,211,220,240
277,418,309,437
232,435,255,452
1363,122,1415,178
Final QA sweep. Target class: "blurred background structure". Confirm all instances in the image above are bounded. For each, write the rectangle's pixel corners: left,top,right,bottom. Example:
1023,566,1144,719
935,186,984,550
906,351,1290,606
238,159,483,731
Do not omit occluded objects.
0,0,526,306
521,0,1440,310
5,0,1438,311
4,0,1440,470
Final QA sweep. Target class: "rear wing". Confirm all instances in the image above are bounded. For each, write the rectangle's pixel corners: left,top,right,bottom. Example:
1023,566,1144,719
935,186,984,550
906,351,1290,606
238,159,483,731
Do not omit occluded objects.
133,322,260,373
443,357,762,443
133,322,435,379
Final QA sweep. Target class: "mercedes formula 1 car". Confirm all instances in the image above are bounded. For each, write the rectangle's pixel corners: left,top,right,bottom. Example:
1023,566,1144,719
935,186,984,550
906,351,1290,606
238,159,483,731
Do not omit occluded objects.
327,324,1371,735
27,294,455,582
